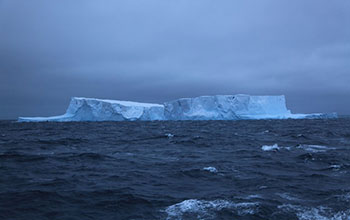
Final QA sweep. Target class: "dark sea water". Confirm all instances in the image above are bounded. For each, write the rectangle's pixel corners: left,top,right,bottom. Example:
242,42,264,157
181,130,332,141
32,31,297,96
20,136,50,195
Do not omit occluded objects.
1,119,350,220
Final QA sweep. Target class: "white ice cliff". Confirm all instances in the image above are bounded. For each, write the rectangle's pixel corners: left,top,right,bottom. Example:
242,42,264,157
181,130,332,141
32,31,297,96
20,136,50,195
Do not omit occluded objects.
18,95,337,122
165,95,289,120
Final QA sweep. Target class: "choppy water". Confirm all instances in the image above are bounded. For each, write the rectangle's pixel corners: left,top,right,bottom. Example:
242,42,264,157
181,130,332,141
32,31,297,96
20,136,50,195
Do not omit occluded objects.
1,119,350,220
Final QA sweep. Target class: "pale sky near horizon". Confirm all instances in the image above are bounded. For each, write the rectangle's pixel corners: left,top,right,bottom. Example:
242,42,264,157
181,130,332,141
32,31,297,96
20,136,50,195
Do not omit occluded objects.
1,0,350,119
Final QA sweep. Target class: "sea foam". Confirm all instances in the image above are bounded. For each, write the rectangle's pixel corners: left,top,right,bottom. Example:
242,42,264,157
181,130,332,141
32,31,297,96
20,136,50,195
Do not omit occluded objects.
278,204,350,220
165,199,259,220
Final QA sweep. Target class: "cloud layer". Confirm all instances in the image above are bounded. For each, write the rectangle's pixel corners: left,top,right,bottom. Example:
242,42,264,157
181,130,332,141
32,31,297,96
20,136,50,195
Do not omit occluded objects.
1,0,350,118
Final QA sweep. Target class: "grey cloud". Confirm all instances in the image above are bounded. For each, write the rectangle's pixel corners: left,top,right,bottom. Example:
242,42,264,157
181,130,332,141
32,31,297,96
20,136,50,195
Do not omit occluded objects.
1,0,350,119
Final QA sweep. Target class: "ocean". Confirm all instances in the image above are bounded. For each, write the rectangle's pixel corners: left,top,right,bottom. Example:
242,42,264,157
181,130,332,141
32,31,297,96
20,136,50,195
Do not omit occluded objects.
0,119,350,220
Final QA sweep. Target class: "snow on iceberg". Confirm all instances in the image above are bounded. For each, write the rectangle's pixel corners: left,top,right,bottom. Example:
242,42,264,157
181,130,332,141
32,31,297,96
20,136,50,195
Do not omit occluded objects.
18,95,338,122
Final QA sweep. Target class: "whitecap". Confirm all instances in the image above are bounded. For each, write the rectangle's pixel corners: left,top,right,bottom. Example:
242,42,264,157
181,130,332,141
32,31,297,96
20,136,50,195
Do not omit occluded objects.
343,193,350,202
165,199,259,220
296,144,335,153
261,144,280,151
337,192,350,202
259,130,270,134
285,146,292,150
166,133,174,138
245,194,263,199
278,204,350,220
329,164,341,170
276,193,301,201
203,167,217,173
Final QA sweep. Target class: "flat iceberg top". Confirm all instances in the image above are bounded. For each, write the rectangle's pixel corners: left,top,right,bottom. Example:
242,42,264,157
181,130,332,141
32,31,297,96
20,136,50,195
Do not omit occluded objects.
175,94,284,99
72,97,163,107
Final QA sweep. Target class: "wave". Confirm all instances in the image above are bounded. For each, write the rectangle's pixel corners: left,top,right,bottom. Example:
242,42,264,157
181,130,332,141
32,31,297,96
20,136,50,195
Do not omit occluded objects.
276,193,302,201
278,204,350,220
296,144,335,153
261,144,280,151
202,167,218,173
261,143,336,153
165,199,259,220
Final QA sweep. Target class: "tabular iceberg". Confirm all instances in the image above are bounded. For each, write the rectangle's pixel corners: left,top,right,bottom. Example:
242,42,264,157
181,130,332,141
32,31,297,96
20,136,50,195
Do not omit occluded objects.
18,97,164,122
164,95,290,120
18,95,337,122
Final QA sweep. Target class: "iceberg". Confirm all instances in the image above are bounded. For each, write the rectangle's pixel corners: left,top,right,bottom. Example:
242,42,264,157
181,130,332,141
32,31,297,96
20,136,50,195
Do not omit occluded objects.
164,95,289,120
18,95,337,122
164,95,337,120
18,97,164,122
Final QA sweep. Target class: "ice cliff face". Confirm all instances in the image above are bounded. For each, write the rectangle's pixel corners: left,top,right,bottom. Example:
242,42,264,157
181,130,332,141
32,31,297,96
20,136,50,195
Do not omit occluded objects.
164,95,292,120
18,95,337,122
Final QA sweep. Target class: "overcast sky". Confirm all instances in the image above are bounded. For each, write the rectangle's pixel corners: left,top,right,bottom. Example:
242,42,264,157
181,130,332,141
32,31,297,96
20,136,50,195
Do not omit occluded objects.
1,0,349,119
